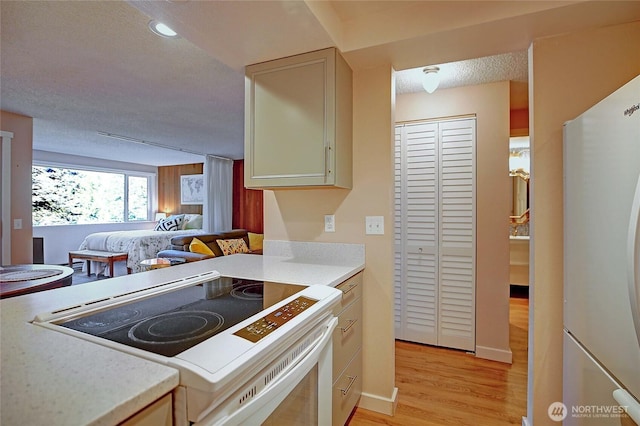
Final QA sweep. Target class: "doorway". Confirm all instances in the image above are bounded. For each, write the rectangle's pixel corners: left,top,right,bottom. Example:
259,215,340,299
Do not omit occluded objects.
1,130,13,265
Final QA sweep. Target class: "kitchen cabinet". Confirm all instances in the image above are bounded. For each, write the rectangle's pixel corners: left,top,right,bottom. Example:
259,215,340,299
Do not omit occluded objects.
244,47,352,189
121,393,172,426
394,119,476,352
332,272,363,425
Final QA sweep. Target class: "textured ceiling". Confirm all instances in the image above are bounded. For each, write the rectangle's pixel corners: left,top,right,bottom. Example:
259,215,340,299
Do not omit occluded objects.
395,51,529,106
1,1,243,165
2,1,639,166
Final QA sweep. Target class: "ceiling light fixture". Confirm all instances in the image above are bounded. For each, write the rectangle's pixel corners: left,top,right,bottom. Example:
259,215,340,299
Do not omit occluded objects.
148,20,179,38
422,66,440,94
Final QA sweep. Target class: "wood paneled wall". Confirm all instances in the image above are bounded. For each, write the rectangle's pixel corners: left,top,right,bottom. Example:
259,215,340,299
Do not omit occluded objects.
157,161,263,233
233,160,263,233
157,163,203,215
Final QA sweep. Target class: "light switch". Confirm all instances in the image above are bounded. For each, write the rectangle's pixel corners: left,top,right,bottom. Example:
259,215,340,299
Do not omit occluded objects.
365,216,384,235
324,215,335,233
13,218,22,230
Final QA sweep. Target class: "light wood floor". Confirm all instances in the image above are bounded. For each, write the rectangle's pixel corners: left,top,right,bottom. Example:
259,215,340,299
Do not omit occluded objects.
348,292,529,426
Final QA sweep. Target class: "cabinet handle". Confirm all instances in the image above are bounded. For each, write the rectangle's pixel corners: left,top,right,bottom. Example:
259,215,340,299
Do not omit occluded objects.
341,282,358,295
340,375,357,396
325,145,332,176
340,318,357,334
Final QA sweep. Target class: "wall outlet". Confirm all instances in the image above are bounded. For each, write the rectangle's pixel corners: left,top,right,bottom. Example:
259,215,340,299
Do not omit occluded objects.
324,215,335,232
365,216,384,235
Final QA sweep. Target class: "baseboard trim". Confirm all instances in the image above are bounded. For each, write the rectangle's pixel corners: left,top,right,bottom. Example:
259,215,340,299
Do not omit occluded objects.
475,345,513,364
357,387,399,416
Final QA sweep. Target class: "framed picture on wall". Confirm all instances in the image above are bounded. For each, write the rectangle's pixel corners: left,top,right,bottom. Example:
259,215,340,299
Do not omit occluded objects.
180,174,204,205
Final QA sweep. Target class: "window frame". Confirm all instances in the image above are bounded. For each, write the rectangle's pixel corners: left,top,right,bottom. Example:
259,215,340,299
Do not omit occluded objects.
32,160,157,225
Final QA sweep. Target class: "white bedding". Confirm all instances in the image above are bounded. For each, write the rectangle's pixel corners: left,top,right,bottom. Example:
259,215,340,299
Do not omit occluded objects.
78,229,205,274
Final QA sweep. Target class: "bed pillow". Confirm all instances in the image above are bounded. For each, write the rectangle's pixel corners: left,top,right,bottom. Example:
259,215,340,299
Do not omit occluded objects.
217,238,249,256
248,232,264,251
189,237,214,256
154,214,184,231
183,214,203,230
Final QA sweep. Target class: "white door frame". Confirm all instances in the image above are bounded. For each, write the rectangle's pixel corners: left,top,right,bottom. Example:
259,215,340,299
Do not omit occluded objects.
1,130,14,265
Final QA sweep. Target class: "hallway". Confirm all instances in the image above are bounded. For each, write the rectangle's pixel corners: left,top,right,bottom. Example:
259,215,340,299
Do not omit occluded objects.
349,291,529,425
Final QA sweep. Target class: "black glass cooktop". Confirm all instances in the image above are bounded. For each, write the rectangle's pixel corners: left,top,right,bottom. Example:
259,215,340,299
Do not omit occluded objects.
60,278,264,357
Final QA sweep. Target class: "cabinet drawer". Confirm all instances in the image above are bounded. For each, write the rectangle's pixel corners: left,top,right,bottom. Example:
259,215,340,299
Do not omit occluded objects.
332,349,362,426
334,272,362,315
332,297,362,378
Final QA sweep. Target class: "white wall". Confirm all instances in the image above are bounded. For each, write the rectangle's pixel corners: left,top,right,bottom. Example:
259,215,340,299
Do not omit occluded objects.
34,221,155,265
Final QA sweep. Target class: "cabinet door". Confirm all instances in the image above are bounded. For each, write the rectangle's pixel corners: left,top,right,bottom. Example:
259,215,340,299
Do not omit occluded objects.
245,48,349,188
395,122,439,345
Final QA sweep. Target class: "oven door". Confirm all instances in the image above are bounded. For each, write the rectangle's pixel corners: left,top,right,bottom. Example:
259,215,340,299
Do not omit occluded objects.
196,316,337,426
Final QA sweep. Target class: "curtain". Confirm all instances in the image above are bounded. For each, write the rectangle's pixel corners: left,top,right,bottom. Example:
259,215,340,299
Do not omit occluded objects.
202,155,233,232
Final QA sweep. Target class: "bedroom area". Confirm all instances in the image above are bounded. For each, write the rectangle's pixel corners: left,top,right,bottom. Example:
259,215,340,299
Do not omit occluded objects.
32,154,263,279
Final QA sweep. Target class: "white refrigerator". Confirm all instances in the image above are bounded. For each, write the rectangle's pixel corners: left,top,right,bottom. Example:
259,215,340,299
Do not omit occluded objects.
563,74,640,425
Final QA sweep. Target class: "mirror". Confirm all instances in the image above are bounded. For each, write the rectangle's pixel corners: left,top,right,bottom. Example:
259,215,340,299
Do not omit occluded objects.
510,170,529,220
509,137,530,229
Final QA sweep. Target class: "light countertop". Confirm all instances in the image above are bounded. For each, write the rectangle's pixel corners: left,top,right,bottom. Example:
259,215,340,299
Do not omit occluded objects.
0,240,364,425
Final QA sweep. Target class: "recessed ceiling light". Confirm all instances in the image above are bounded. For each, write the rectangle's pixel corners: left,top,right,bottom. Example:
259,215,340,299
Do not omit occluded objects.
148,20,179,38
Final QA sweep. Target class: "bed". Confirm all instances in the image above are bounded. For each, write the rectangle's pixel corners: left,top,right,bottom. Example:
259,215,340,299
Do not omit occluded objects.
77,214,205,274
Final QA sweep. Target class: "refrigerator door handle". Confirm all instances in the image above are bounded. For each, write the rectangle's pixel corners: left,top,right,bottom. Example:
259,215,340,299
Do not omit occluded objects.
613,388,640,424
628,174,640,347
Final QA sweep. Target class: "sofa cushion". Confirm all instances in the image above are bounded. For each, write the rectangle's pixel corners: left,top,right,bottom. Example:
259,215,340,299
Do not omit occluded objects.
190,237,215,256
217,238,249,256
248,232,264,251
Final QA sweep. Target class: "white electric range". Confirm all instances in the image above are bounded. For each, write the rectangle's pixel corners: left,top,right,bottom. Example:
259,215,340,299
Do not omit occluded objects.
33,270,341,425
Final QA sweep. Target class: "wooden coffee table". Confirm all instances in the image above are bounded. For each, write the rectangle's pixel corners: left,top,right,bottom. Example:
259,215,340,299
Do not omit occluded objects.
140,257,186,271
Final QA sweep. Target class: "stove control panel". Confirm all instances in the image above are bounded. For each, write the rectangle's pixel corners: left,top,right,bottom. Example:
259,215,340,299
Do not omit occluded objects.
234,296,317,343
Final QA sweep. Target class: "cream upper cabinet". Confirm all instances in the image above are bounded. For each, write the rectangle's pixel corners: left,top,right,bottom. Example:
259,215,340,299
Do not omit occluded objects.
244,48,352,189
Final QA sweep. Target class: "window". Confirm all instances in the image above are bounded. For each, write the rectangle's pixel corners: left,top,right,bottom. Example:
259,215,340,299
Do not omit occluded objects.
32,165,152,226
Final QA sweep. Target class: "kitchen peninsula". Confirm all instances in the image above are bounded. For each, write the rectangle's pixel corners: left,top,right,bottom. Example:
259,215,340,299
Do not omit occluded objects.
0,241,364,425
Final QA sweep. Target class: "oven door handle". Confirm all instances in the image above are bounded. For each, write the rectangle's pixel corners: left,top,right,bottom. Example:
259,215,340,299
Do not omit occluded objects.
198,316,338,426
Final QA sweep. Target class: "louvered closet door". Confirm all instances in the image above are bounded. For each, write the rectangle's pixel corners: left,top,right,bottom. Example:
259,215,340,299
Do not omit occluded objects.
394,118,476,351
438,119,475,351
394,126,403,337
394,122,439,344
